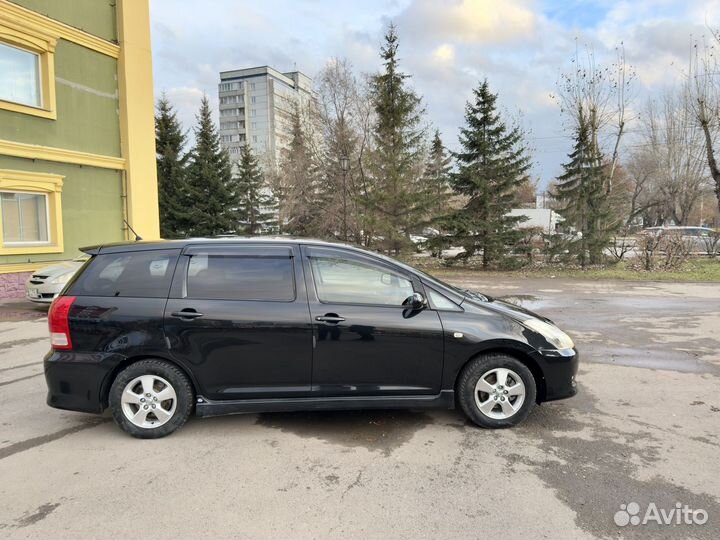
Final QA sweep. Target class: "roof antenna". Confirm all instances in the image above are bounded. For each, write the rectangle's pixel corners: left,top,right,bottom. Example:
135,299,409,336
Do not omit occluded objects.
123,219,143,241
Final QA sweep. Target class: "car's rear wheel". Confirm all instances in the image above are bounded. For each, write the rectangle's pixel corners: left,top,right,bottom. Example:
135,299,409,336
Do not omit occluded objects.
109,359,193,439
457,353,536,428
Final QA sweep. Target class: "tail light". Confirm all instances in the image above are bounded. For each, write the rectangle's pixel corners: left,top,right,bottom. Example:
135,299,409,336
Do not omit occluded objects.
48,296,76,350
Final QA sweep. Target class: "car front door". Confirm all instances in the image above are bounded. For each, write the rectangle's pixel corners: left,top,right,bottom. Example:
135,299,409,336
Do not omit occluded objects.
164,244,313,401
302,245,444,397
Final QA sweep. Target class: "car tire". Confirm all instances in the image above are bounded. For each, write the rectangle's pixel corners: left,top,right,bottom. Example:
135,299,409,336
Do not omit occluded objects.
109,359,193,439
457,353,536,429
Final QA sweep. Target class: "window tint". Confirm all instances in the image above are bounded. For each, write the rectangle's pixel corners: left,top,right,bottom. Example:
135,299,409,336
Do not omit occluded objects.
69,250,180,298
186,255,295,301
427,288,460,311
310,257,413,306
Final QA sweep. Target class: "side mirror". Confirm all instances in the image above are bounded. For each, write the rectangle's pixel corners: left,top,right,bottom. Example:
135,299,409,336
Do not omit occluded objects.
403,292,427,310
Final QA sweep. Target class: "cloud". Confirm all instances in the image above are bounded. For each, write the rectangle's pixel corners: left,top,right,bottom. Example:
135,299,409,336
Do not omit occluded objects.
432,43,456,64
397,0,537,43
149,0,718,187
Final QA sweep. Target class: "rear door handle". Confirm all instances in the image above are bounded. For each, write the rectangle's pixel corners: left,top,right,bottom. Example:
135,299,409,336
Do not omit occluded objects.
171,309,204,320
315,315,345,323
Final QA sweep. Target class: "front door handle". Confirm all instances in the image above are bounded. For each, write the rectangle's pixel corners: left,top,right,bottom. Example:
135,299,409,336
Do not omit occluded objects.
171,309,204,320
315,314,346,323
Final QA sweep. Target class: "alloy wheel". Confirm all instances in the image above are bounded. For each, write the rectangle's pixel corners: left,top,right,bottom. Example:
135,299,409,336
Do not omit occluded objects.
473,367,526,420
120,375,177,429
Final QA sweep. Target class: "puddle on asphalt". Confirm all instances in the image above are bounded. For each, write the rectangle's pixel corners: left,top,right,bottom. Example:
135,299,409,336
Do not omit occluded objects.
256,409,431,456
582,345,720,375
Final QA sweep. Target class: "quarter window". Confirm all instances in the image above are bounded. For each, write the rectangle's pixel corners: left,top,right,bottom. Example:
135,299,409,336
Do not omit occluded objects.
0,191,48,243
427,288,460,311
69,250,180,298
186,254,295,301
310,257,413,306
0,42,40,107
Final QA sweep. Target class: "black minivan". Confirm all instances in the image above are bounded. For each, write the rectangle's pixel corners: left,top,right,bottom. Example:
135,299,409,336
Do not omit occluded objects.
44,238,578,438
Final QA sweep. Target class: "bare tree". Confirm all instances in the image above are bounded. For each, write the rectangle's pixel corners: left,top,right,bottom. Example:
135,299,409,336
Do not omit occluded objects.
553,41,636,193
687,31,720,214
642,90,710,225
624,149,663,227
316,58,374,243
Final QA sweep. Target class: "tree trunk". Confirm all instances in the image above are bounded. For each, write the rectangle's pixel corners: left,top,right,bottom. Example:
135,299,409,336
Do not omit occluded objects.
700,120,720,215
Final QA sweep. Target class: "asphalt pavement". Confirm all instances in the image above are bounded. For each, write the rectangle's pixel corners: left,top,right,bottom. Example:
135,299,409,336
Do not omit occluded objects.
0,277,718,539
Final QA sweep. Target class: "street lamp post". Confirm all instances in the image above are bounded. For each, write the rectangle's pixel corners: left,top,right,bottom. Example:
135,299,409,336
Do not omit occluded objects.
339,156,349,241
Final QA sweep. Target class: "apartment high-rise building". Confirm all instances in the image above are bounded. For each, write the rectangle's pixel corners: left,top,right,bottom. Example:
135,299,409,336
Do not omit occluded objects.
218,66,313,166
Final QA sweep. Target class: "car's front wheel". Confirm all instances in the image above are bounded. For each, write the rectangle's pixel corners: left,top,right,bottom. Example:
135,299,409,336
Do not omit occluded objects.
457,353,536,428
109,359,193,439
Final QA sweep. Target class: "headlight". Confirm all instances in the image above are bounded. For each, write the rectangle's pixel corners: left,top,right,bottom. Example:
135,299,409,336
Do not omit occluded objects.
50,272,73,285
523,318,574,349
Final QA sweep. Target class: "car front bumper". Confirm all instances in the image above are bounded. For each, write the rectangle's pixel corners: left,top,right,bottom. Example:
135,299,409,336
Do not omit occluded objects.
535,347,579,402
25,282,64,303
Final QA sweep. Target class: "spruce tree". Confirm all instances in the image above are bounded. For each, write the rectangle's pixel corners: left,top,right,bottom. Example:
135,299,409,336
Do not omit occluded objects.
555,110,614,266
366,23,430,254
423,129,453,256
236,144,277,235
185,96,237,237
280,107,322,236
155,95,189,238
423,129,452,215
446,80,531,269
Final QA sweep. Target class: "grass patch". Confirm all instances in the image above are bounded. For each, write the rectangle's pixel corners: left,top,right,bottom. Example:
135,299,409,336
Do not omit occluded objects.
405,256,720,282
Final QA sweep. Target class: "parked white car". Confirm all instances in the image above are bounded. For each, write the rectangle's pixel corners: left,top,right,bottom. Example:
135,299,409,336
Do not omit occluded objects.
25,256,89,303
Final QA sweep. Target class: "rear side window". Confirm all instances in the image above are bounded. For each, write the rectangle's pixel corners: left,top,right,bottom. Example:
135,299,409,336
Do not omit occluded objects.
185,253,295,302
69,249,180,298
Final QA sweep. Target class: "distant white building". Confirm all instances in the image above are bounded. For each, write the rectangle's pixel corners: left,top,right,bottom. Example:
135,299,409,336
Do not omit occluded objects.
535,191,557,209
507,208,563,234
218,66,313,167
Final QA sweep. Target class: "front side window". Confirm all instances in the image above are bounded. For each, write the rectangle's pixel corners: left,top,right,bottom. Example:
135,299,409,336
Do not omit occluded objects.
186,254,295,301
310,257,414,306
0,42,40,108
1,191,48,243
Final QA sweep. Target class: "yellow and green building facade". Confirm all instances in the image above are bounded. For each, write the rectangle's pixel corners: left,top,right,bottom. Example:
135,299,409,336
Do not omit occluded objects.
0,0,159,297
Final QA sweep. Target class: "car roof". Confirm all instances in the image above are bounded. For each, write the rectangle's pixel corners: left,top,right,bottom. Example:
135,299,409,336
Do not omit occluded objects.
80,236,468,304
81,236,364,255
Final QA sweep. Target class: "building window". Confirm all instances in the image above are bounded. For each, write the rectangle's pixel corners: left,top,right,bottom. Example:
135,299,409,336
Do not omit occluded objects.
219,82,240,92
0,192,49,243
0,42,41,107
0,21,57,119
0,169,64,255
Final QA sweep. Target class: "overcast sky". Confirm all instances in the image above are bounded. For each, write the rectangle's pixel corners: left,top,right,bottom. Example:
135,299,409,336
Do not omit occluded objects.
149,0,719,187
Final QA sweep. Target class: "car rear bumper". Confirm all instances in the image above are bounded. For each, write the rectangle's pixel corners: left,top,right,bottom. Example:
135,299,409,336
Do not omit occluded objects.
535,347,579,402
44,350,118,414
